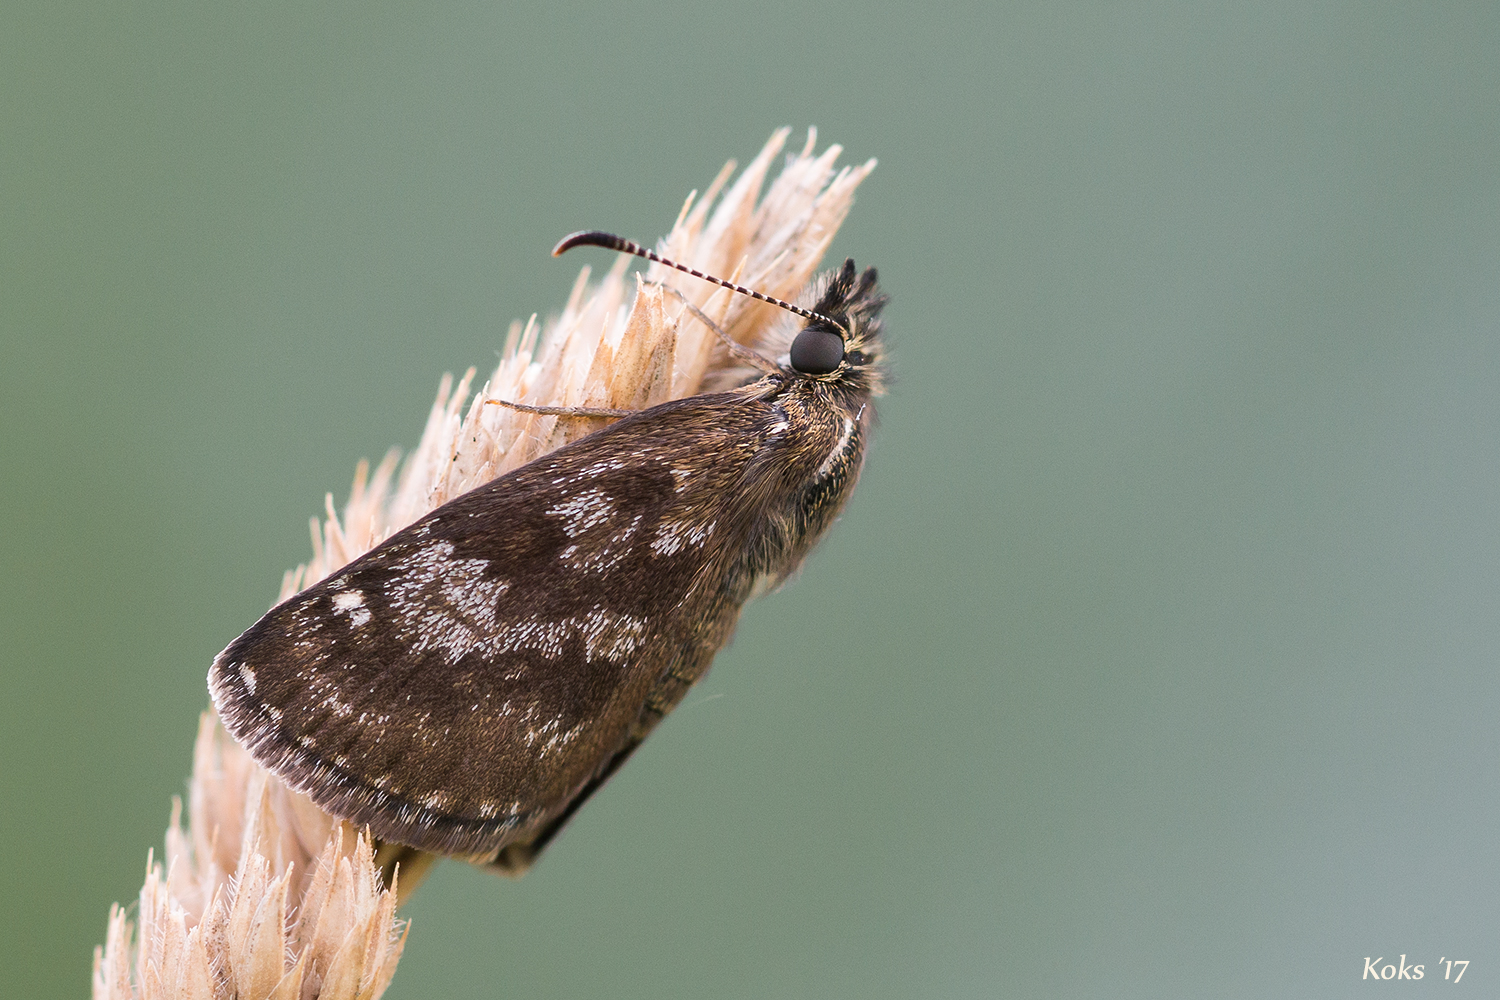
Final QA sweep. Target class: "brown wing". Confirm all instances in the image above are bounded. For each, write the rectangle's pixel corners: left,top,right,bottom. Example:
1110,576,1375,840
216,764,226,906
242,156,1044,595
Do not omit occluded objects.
210,390,781,857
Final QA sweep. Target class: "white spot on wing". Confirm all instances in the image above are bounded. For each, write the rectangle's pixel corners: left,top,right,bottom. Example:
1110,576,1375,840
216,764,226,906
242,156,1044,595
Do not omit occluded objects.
331,589,372,627
651,519,715,556
524,716,588,760
332,590,364,611
580,458,630,478
487,605,649,663
558,514,643,573
547,489,617,537
387,541,512,664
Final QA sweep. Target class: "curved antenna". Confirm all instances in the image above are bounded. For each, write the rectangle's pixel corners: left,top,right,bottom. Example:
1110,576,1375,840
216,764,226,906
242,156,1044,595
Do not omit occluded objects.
554,230,848,338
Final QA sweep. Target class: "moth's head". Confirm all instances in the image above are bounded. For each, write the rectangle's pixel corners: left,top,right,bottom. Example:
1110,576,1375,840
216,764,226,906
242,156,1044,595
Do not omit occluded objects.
550,230,887,395
784,258,887,395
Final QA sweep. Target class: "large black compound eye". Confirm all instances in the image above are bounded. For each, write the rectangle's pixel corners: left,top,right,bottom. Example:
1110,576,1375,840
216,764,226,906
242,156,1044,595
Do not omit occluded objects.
789,327,845,375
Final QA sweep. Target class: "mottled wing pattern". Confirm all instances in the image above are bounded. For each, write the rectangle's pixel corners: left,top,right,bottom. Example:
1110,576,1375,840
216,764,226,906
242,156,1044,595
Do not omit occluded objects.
211,392,779,856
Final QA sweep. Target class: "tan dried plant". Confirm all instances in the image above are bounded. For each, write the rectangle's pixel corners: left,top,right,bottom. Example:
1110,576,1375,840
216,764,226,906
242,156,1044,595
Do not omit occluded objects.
93,128,874,1000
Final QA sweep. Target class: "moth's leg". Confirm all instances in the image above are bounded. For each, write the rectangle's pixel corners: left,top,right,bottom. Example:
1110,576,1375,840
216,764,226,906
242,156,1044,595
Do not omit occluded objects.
646,281,779,373
484,644,718,877
486,736,646,877
484,398,639,418
371,840,440,902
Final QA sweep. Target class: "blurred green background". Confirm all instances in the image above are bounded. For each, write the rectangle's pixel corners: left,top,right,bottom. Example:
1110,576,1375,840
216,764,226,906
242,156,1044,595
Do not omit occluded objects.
4,2,1499,996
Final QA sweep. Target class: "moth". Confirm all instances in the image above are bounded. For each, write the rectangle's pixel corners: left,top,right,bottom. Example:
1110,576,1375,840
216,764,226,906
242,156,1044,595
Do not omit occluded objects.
210,231,886,873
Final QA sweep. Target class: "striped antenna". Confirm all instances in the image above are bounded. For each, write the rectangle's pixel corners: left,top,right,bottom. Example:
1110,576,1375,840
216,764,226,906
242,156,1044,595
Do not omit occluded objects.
553,230,848,337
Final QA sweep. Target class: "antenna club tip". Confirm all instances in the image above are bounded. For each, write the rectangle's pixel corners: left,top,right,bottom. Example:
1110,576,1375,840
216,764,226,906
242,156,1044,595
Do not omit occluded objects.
552,230,624,257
